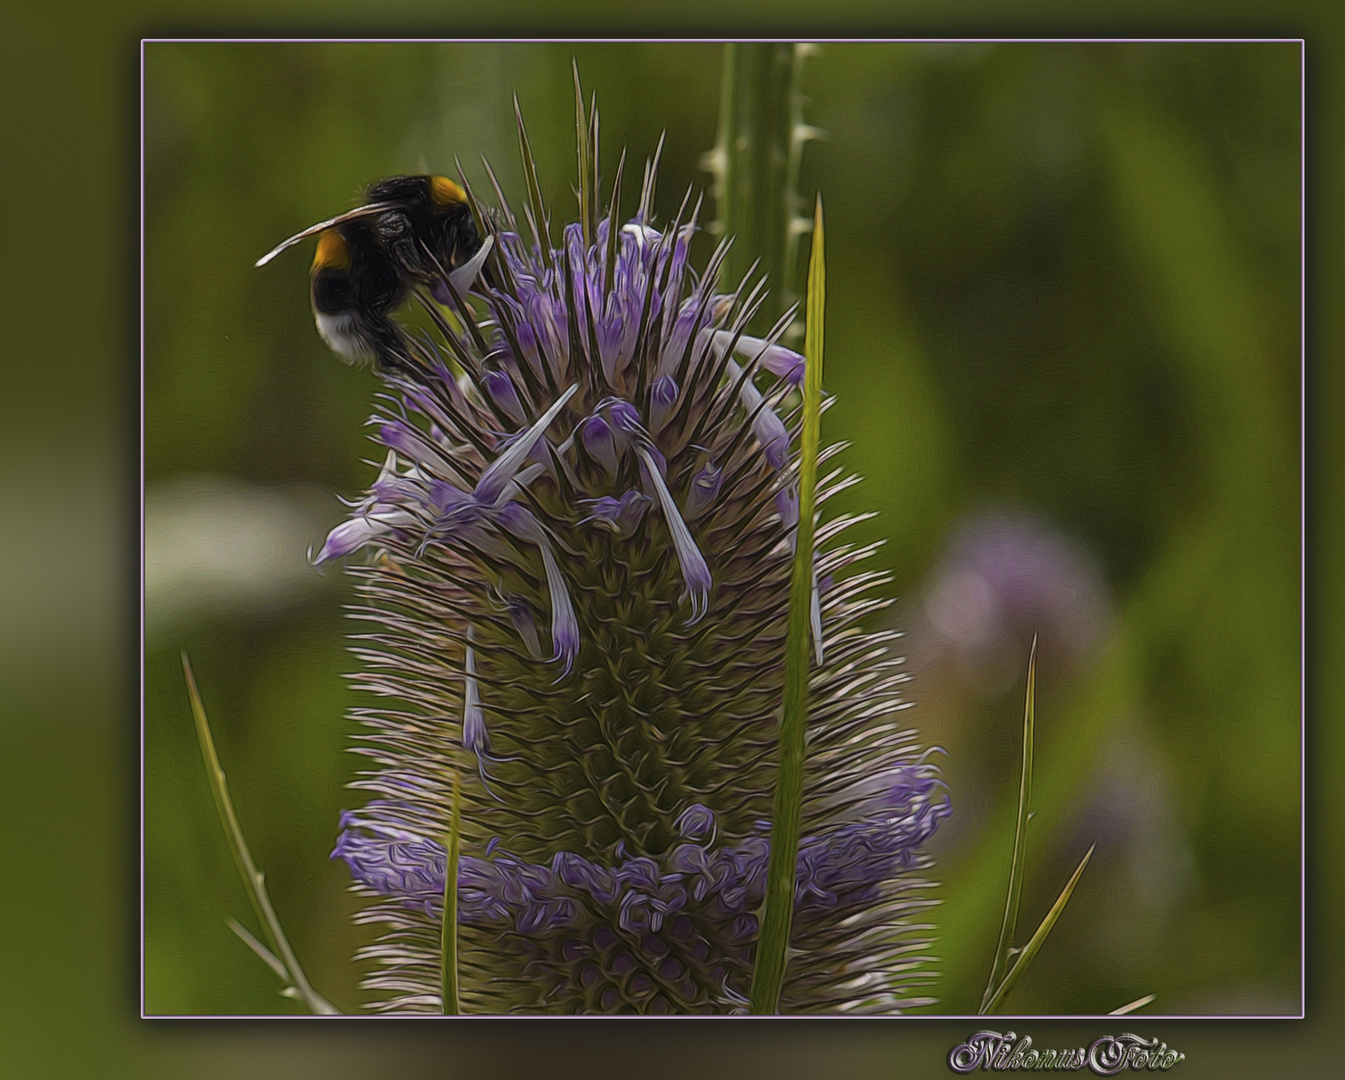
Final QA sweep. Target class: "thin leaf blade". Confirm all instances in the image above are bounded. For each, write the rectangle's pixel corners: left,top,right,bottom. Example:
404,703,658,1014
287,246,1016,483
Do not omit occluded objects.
981,843,1095,1015
182,652,339,1015
981,633,1038,1011
750,196,825,1015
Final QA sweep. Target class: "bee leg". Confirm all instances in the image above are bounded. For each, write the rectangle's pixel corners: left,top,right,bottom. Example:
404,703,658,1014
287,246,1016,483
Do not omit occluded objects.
365,317,413,373
370,319,437,381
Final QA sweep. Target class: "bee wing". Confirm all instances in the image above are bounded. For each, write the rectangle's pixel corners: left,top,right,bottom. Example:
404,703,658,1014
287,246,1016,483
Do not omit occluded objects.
254,202,401,267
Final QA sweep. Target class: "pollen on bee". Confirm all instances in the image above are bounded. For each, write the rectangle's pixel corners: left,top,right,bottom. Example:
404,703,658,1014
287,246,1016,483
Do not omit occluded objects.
312,229,352,271
430,174,468,208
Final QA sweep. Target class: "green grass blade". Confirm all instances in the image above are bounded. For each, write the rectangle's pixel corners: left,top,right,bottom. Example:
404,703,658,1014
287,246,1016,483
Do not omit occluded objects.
750,196,825,1015
440,765,464,1014
981,843,1095,1015
980,634,1038,1011
182,652,339,1015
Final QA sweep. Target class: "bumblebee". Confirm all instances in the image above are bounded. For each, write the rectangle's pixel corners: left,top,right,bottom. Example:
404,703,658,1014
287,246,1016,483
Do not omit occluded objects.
256,175,489,370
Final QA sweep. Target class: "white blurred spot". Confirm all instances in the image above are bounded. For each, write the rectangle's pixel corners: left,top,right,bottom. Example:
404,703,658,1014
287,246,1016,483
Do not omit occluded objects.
145,476,340,645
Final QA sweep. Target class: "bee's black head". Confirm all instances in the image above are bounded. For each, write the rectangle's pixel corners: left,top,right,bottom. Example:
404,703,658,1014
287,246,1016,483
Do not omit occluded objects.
366,175,481,282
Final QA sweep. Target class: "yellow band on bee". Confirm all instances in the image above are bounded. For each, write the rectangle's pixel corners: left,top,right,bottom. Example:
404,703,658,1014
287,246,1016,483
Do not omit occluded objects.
431,175,468,208
313,229,351,271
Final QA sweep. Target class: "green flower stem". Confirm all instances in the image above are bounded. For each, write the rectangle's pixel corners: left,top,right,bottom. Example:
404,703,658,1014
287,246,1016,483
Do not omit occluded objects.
750,197,825,1015
708,43,814,337
182,652,339,1015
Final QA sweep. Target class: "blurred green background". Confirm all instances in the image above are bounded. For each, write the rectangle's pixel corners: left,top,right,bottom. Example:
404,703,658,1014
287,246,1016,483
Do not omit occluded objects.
143,42,1300,1021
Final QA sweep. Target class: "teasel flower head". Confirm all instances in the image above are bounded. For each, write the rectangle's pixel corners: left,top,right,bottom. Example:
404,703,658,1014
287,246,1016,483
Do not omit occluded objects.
322,104,951,1014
